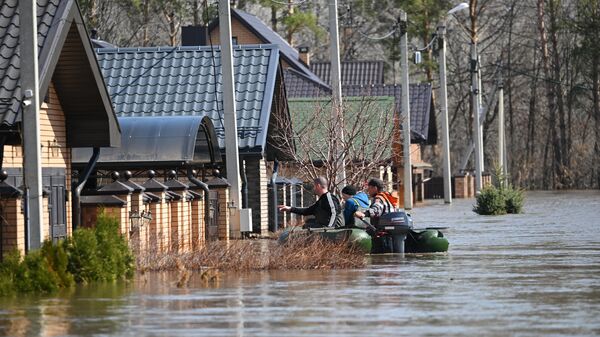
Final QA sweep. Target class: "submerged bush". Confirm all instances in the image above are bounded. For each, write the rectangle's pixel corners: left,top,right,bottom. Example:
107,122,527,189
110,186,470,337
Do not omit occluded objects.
504,186,524,214
0,212,134,296
474,186,507,215
474,165,525,215
67,212,134,283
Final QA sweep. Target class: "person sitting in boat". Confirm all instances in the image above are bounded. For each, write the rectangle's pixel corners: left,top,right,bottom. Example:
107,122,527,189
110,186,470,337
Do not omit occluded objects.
278,176,343,228
340,185,370,228
353,178,398,227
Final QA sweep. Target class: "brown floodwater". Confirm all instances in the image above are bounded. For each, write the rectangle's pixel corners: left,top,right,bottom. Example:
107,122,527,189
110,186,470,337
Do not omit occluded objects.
1,191,599,336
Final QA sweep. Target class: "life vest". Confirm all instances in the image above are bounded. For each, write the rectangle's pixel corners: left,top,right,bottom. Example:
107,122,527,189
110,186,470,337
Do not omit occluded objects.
374,192,398,213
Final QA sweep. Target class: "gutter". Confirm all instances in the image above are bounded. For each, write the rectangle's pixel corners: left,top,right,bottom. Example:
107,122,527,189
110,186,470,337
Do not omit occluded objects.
72,147,100,231
186,167,210,241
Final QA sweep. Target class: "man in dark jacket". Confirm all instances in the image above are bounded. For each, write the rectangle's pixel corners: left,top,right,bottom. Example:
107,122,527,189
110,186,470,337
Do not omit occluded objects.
278,176,343,228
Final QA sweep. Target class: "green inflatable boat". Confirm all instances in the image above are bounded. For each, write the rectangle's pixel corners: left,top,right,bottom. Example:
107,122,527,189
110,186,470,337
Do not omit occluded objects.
278,211,449,254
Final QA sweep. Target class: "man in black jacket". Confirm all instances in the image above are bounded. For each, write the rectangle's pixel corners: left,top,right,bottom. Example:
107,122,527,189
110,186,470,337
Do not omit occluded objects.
278,176,343,228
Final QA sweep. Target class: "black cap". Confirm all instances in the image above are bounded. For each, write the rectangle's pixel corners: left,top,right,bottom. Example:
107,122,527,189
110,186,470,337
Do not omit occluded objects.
341,185,357,195
367,178,385,191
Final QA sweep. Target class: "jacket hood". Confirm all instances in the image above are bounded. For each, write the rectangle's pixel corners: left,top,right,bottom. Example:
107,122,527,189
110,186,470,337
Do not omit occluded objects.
352,191,370,207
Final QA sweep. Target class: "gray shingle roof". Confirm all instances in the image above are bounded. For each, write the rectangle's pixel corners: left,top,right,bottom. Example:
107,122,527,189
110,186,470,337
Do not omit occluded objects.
222,9,329,90
96,44,281,153
1,0,121,147
342,83,437,144
283,68,331,98
0,0,60,127
310,60,385,86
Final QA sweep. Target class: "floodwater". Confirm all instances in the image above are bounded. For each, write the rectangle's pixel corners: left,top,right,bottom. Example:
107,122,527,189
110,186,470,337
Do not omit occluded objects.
1,191,599,336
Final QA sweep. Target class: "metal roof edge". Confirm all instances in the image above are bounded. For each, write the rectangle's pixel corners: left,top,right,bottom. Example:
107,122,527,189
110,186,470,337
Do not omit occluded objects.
255,45,280,155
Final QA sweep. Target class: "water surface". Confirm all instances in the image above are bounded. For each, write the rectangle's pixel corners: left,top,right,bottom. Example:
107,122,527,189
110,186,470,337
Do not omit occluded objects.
1,191,599,336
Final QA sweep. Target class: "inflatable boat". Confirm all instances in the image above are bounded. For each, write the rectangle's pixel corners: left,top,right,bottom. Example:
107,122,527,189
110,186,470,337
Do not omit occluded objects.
278,211,449,254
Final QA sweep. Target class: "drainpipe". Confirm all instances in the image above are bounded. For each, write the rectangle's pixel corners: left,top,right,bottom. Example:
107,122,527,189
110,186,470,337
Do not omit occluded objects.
241,160,248,209
72,147,100,231
187,167,210,237
0,135,5,171
271,160,279,232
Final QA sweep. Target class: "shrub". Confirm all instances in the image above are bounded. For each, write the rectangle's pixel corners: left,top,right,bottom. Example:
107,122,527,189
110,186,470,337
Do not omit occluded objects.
504,186,524,214
66,227,102,283
473,186,507,215
66,212,134,283
94,213,135,281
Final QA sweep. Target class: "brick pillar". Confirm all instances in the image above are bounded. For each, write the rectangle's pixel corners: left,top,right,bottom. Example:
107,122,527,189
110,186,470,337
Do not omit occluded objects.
188,190,204,250
467,174,475,197
1,198,26,257
453,174,467,198
142,173,169,253
245,158,268,236
482,173,492,188
218,187,230,240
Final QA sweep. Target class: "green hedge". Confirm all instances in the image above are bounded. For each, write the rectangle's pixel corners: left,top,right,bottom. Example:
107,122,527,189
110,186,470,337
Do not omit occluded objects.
0,212,134,296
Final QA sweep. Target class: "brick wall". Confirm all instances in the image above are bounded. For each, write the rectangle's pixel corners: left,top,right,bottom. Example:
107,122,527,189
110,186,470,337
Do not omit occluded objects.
1,83,71,251
245,158,269,235
1,199,25,256
216,187,230,240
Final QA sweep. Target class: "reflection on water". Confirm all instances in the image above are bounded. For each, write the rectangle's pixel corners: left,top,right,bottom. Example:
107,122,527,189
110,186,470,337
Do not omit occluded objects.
1,191,599,336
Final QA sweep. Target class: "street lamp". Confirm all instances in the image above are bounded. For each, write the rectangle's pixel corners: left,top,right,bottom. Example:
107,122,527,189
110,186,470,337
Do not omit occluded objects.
437,2,469,204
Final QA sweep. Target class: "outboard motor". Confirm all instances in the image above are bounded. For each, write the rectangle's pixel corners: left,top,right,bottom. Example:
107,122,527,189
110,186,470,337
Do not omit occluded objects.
372,211,413,254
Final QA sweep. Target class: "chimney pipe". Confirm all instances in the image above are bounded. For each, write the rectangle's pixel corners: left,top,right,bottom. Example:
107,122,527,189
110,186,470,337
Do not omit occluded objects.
298,46,310,66
182,25,209,46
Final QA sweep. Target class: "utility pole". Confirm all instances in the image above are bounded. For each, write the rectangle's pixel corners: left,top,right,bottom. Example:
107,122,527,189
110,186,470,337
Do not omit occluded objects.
498,67,506,179
20,0,44,250
219,0,242,238
470,41,483,192
399,11,412,210
328,0,346,189
437,23,452,204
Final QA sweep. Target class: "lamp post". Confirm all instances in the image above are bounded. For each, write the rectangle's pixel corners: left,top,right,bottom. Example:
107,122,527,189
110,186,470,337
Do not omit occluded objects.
437,2,469,204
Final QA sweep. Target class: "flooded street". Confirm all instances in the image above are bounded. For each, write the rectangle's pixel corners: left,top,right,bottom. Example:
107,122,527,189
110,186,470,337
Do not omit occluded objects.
1,191,599,336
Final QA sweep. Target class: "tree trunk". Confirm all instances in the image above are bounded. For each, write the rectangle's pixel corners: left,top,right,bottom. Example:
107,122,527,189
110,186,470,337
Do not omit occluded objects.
549,0,568,186
537,0,560,188
593,59,600,188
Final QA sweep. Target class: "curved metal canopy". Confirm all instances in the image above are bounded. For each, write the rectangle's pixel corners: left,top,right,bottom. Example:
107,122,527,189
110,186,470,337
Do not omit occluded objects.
72,116,221,169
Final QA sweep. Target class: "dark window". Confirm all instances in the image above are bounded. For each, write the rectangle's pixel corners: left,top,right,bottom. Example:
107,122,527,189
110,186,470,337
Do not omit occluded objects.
232,37,238,45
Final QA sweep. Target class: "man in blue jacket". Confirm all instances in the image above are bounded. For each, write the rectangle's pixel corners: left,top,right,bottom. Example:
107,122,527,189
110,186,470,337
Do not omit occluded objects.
341,185,370,228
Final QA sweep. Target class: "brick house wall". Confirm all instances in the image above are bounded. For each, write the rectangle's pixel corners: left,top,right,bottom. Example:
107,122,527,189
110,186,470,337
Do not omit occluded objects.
245,158,269,236
1,84,72,254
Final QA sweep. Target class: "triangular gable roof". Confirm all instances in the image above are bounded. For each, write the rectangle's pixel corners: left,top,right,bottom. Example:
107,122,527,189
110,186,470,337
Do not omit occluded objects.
0,0,120,147
208,9,329,90
96,44,283,155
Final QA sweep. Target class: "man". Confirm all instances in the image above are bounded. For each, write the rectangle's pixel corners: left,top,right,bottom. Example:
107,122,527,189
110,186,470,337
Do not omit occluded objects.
340,185,370,228
354,178,398,226
278,176,343,228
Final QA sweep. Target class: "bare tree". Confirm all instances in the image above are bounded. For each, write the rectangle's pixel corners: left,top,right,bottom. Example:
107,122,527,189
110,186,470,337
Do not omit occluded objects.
270,96,398,193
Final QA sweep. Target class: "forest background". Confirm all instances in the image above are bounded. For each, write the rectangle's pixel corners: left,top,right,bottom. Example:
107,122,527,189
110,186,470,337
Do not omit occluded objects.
79,0,600,190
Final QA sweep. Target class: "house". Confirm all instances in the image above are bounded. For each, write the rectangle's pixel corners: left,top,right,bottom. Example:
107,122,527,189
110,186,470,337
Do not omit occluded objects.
197,9,438,207
91,44,292,237
0,0,120,256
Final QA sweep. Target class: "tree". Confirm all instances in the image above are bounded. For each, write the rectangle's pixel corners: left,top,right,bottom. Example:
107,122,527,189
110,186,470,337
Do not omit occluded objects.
270,96,398,194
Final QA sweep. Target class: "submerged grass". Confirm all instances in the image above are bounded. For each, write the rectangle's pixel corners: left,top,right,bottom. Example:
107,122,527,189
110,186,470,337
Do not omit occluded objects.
136,234,367,272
